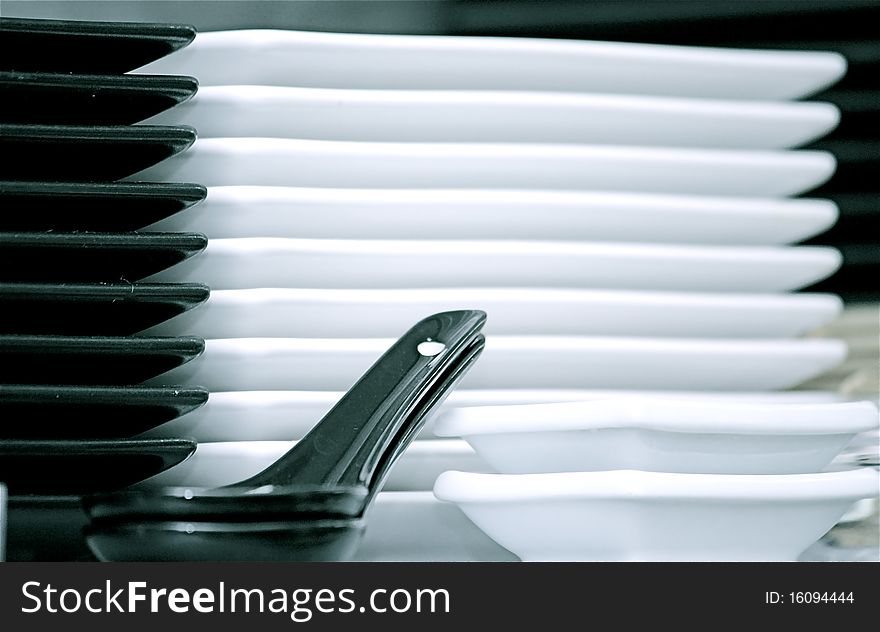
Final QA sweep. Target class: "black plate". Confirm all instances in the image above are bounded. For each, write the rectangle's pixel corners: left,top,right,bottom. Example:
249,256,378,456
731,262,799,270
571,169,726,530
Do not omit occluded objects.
0,438,197,495
0,334,204,385
5,495,93,561
0,124,196,181
0,282,209,335
0,71,198,125
0,232,207,282
0,385,209,439
0,181,206,232
0,17,196,74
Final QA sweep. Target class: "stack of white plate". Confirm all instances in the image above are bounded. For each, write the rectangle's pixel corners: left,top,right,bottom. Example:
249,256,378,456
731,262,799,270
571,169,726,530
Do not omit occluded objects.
122,30,877,560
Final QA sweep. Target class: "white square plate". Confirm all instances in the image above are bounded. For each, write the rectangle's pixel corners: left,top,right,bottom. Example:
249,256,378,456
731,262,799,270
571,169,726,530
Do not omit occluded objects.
131,138,835,197
147,86,839,149
144,335,847,392
139,30,845,100
146,238,842,293
140,389,846,443
147,187,839,245
143,287,842,339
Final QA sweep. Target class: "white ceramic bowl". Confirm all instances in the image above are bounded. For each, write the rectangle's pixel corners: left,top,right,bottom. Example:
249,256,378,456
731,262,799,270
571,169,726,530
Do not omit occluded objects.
433,400,879,474
358,492,877,562
360,491,877,562
433,468,879,561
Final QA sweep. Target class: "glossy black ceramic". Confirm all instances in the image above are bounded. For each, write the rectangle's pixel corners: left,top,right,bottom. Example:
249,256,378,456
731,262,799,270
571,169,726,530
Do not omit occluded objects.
0,124,196,181
0,282,209,335
0,232,207,283
0,17,196,74
0,384,209,439
0,181,206,232
0,71,198,125
0,334,204,385
0,438,197,495
85,310,487,561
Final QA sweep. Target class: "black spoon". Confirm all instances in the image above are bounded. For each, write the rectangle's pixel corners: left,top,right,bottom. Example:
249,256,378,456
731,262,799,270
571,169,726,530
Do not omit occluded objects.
0,385,209,439
0,335,204,385
0,282,210,335
0,124,196,181
0,181,207,232
0,71,199,126
0,17,196,74
0,232,207,283
84,309,486,561
0,439,197,495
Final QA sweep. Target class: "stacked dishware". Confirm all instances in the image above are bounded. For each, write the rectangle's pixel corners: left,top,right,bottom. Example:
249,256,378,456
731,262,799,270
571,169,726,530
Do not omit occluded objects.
442,0,880,305
131,26,875,561
1,16,877,561
430,0,880,560
0,18,214,560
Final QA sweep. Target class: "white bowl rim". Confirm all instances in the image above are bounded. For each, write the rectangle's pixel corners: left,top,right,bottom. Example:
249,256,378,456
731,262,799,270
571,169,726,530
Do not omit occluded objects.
433,399,879,437
433,468,880,503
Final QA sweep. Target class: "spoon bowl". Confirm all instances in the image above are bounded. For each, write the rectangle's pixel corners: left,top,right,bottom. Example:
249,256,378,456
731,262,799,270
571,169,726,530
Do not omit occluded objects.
88,518,367,562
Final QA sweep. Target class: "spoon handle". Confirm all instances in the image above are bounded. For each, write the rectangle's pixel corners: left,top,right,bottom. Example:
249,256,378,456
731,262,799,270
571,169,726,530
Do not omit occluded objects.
238,310,486,494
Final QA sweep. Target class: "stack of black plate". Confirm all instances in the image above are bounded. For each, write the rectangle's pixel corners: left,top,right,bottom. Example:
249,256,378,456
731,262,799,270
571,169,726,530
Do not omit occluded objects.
0,18,212,560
